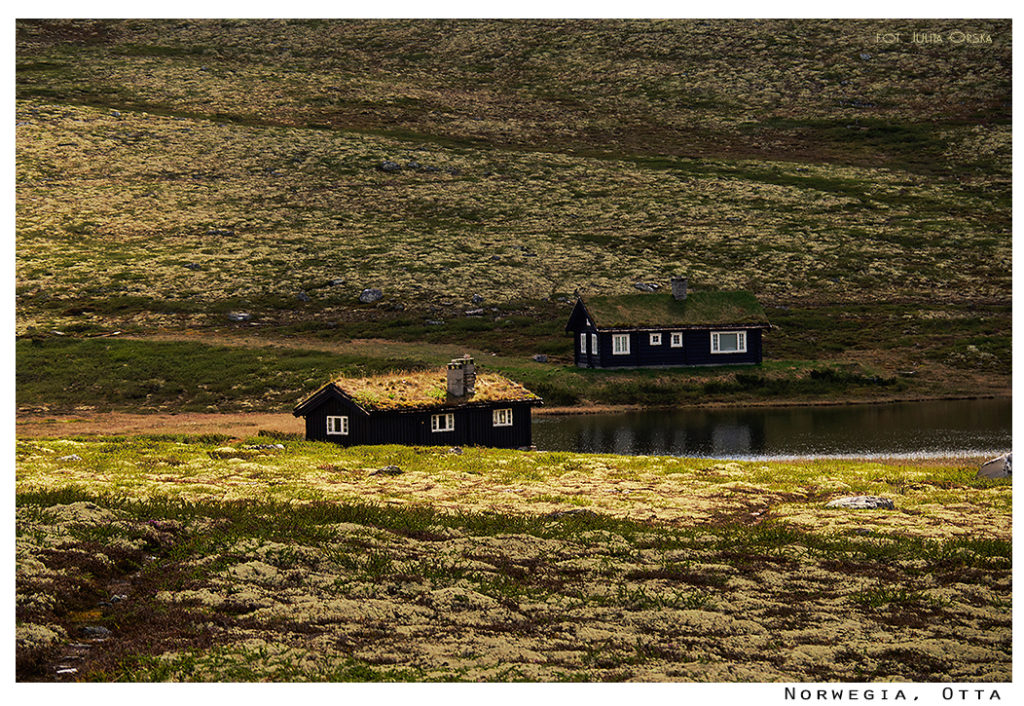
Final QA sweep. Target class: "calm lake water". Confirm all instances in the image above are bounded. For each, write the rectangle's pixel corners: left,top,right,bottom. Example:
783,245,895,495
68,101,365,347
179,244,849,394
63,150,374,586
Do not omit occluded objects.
532,398,1011,460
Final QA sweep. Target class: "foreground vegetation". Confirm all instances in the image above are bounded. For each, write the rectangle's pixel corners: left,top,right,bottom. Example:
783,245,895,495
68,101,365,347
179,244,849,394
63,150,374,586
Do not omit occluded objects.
16,437,1011,681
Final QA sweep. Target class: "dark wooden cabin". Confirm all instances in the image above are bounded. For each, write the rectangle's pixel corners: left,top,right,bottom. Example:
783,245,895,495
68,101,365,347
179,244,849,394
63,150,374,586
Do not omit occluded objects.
566,277,770,368
293,356,542,449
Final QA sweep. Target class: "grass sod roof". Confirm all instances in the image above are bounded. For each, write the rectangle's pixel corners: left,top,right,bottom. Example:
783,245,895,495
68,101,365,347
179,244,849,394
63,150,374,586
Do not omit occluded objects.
295,369,542,414
581,291,770,329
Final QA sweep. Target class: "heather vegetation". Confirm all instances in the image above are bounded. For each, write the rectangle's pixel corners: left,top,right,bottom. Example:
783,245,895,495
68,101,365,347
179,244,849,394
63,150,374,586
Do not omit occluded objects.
16,439,1012,681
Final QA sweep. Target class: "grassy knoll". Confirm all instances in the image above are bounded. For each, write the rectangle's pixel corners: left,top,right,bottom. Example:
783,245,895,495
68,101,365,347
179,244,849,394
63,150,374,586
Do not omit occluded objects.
16,438,1011,681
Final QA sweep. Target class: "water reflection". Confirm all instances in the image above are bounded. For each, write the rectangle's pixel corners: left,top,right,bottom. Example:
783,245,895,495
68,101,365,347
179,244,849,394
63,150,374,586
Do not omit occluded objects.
532,399,1011,459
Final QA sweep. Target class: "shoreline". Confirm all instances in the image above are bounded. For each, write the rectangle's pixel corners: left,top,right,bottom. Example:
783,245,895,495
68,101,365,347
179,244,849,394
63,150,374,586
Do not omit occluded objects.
533,391,1011,416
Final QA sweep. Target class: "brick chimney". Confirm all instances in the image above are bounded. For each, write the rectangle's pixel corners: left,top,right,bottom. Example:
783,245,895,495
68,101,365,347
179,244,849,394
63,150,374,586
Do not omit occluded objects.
671,276,688,301
446,356,476,397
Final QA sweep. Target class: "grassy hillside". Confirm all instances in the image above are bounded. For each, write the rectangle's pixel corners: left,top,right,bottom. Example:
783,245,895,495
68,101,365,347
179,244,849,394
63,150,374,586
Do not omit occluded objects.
15,439,1012,681
16,20,1010,334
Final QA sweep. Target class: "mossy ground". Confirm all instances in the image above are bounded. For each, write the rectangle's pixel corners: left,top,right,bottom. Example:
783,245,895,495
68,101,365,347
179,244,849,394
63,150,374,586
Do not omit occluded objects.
16,438,1011,682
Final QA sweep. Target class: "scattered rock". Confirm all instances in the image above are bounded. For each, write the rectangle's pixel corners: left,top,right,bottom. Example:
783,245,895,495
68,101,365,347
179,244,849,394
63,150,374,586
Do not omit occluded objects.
978,453,1011,479
378,160,402,173
110,594,128,604
183,262,202,270
556,296,570,303
330,277,346,286
633,282,659,292
243,443,285,451
227,312,252,322
544,508,600,520
57,454,82,462
406,160,421,170
81,626,111,638
425,319,445,326
464,308,485,316
206,227,234,236
859,52,872,60
448,447,463,455
56,668,78,676
296,291,311,302
371,465,403,476
471,294,485,304
110,110,121,118
358,288,383,304
532,354,548,363
825,495,895,510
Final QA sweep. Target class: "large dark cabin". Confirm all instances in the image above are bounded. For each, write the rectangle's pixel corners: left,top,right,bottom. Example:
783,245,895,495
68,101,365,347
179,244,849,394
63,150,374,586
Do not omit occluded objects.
566,277,770,368
293,356,542,449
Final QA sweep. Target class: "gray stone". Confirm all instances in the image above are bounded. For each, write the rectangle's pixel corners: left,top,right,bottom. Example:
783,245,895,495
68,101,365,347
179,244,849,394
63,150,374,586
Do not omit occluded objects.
471,294,485,304
330,278,346,285
58,454,82,462
296,291,311,302
183,262,202,270
634,282,659,292
81,626,111,638
544,508,599,520
206,227,234,236
227,312,252,322
425,319,445,326
378,160,402,173
464,308,485,316
859,52,872,60
371,465,403,476
448,447,463,455
532,354,548,363
978,453,1011,479
358,288,383,304
825,495,895,510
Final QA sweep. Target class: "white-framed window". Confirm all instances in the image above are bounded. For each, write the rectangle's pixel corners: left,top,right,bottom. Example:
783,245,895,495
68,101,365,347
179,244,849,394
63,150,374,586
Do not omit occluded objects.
431,413,455,432
711,331,747,354
649,333,662,346
492,408,513,427
326,415,349,435
670,332,683,348
579,333,586,352
590,333,597,354
612,333,630,355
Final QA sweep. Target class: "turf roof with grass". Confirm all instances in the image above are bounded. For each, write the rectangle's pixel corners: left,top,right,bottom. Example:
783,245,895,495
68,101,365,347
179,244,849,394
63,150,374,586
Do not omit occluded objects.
578,290,770,329
295,369,542,413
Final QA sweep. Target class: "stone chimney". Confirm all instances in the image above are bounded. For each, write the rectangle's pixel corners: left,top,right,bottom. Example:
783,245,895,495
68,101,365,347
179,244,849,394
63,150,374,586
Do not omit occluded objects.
462,355,476,395
446,359,465,397
671,276,688,301
446,356,476,397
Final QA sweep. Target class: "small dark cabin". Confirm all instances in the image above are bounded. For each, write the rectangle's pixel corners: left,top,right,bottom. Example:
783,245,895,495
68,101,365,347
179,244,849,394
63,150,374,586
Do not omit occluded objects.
293,356,542,449
566,277,770,368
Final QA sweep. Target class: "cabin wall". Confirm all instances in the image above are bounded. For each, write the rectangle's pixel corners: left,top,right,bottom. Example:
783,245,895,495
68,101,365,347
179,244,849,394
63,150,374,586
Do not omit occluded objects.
576,328,763,368
303,401,533,448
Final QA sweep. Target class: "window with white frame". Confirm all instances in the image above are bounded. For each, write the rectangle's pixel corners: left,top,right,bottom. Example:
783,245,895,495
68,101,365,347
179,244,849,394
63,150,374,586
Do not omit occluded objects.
590,333,597,354
579,333,586,352
649,332,662,346
612,333,630,355
431,413,455,432
492,408,513,427
670,332,683,348
326,415,349,435
711,331,747,354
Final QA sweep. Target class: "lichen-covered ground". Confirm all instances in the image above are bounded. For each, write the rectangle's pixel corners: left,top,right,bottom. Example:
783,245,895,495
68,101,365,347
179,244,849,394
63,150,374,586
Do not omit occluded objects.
16,438,1011,681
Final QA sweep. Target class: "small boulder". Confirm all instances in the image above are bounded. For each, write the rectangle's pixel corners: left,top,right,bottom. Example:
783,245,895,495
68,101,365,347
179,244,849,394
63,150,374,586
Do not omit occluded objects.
330,277,346,286
227,312,252,322
532,354,548,363
58,454,82,462
825,495,895,510
371,465,403,476
448,447,463,455
978,453,1011,479
464,308,485,316
471,294,485,304
358,288,383,304
81,626,111,638
378,160,402,173
634,282,659,292
296,291,311,302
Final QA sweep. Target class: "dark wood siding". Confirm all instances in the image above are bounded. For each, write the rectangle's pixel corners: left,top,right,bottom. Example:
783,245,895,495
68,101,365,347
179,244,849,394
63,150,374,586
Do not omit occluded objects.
574,327,763,368
301,399,534,449
684,328,762,366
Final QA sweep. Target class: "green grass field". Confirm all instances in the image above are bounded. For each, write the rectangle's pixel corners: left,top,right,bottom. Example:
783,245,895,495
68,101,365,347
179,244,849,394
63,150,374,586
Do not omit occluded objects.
16,438,1012,681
